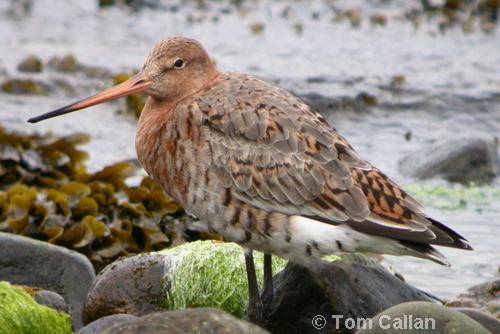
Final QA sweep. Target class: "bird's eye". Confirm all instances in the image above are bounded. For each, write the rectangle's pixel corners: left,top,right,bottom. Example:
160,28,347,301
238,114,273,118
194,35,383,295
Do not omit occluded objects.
174,58,185,69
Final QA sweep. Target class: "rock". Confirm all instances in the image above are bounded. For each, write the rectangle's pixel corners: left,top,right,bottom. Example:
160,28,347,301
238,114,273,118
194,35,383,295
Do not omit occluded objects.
390,75,407,88
454,308,500,333
298,92,377,114
398,135,499,183
98,0,115,7
356,301,490,334
250,22,265,34
0,281,72,334
18,55,43,72
34,290,70,313
98,0,168,10
356,92,378,106
446,278,499,318
0,126,182,269
164,241,286,318
46,53,109,78
370,14,388,26
299,93,365,114
78,314,137,334
83,253,167,324
83,241,286,323
0,232,96,329
262,257,432,334
48,54,79,73
299,93,345,113
100,308,270,334
1,78,50,95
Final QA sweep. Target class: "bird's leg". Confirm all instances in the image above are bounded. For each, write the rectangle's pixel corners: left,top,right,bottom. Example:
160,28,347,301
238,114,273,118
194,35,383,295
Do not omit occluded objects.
244,248,263,323
261,253,273,306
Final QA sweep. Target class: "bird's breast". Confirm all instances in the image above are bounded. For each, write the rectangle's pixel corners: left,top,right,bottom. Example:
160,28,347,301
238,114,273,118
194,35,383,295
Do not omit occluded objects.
135,100,210,209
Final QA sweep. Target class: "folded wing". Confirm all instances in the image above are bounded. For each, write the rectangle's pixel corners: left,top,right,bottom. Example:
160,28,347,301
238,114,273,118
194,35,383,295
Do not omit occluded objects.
194,73,471,250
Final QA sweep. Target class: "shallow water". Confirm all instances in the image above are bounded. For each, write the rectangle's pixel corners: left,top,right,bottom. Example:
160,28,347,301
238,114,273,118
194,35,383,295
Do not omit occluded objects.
0,0,499,299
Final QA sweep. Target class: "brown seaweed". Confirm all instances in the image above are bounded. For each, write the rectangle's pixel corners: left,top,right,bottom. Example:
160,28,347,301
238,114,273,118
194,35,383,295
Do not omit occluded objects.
0,125,184,271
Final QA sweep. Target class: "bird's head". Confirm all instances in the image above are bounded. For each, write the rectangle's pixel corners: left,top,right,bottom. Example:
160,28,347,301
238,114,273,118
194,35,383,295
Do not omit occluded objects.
28,36,218,123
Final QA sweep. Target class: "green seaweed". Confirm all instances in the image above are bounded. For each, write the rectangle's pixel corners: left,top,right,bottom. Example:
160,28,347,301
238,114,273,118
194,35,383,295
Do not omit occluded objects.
0,281,72,334
1,79,49,95
404,183,500,210
164,241,287,318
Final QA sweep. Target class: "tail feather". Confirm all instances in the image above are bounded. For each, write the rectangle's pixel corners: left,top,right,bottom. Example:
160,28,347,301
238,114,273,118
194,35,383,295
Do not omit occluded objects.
400,241,451,266
345,216,473,251
427,217,473,250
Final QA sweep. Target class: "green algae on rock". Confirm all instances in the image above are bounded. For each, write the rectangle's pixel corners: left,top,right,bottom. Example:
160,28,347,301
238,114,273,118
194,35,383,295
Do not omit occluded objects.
404,183,500,210
17,55,44,73
0,281,72,334
163,241,287,318
48,54,79,73
1,78,50,95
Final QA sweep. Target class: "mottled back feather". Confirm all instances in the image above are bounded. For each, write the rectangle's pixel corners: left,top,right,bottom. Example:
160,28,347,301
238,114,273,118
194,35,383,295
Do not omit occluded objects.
185,72,470,249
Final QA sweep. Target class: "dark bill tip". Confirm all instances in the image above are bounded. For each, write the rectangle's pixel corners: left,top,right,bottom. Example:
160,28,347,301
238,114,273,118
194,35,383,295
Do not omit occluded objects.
28,102,79,123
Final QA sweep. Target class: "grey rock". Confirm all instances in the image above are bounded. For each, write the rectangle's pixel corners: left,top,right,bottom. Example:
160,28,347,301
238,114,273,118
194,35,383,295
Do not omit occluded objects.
34,289,69,313
0,232,96,329
299,93,367,114
356,301,490,334
398,135,499,183
83,253,167,324
263,257,432,334
446,278,499,319
101,308,270,334
455,308,500,334
77,314,137,334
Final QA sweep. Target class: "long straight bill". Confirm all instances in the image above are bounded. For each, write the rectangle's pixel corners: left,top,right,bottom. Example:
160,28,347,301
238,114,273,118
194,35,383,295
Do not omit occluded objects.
28,71,151,123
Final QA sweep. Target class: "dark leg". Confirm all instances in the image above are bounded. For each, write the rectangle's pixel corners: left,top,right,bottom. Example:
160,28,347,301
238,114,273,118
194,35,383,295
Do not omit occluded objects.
261,253,273,305
244,249,263,323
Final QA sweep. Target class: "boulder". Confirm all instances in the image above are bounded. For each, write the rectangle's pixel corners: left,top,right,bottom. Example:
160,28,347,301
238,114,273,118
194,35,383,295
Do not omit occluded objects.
454,308,500,333
83,252,167,324
78,314,137,334
0,232,95,329
398,135,499,183
100,308,269,334
446,278,499,318
356,301,490,334
34,289,70,313
262,256,432,334
83,241,286,323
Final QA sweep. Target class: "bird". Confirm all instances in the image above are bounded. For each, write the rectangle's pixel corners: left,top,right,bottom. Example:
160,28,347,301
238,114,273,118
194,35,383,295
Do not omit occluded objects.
29,36,472,323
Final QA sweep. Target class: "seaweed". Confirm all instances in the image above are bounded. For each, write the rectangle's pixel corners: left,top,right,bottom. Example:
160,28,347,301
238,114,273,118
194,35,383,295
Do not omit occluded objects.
164,241,287,317
0,281,72,334
0,125,184,270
